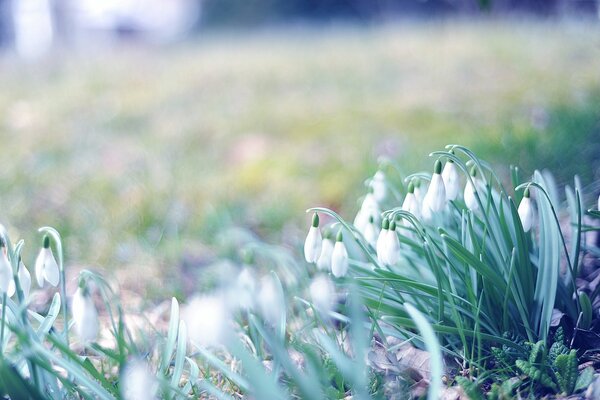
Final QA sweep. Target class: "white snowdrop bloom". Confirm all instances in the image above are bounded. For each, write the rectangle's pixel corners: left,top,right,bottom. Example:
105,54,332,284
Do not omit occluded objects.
316,232,334,271
184,294,230,348
384,221,401,266
464,167,481,211
309,274,335,314
235,267,256,310
34,236,60,288
518,188,535,233
597,193,600,210
72,287,99,343
304,214,322,264
363,215,379,248
442,159,460,201
376,218,390,265
402,180,421,219
413,180,425,204
0,248,13,295
257,275,284,326
371,171,387,202
422,160,446,216
17,261,31,299
331,230,349,278
121,359,158,400
353,191,380,234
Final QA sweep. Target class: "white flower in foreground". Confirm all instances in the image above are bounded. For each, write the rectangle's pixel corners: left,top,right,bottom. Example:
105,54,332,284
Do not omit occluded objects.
17,260,31,299
518,188,535,233
258,274,284,326
363,215,379,248
121,359,158,400
235,267,256,310
383,220,400,266
376,218,390,265
371,170,387,202
184,294,229,348
402,180,421,220
464,166,481,211
317,231,334,271
442,158,460,201
309,274,335,314
34,235,60,288
72,286,99,343
422,160,446,217
304,213,322,264
331,230,349,278
353,190,380,234
0,246,13,295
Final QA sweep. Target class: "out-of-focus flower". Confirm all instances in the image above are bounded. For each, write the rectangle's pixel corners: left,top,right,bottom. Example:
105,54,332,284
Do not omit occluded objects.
184,294,230,348
383,220,400,266
304,213,322,264
72,285,99,343
464,166,481,211
34,235,59,288
363,215,379,248
317,229,334,271
376,218,390,265
371,170,387,202
353,189,380,234
235,267,256,310
309,274,335,314
518,188,535,232
0,244,13,295
331,230,349,278
121,359,158,400
422,160,446,218
257,274,284,326
442,158,460,201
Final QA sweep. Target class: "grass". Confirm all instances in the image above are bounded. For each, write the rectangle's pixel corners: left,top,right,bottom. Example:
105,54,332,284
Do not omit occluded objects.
0,19,598,297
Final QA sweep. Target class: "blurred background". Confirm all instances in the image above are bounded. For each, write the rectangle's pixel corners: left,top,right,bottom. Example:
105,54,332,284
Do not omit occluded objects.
0,0,599,296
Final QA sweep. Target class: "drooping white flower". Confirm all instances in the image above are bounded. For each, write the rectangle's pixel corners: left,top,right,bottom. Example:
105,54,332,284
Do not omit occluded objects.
353,190,380,234
17,260,31,299
413,179,425,204
257,274,284,326
383,220,400,266
331,230,349,278
34,236,60,288
232,267,256,310
422,160,446,218
0,246,13,295
370,171,387,202
121,359,158,400
518,188,535,232
376,218,390,265
309,274,335,314
304,214,322,263
72,286,99,343
316,231,334,271
363,215,379,248
464,166,480,211
442,159,460,201
184,294,229,347
402,180,421,220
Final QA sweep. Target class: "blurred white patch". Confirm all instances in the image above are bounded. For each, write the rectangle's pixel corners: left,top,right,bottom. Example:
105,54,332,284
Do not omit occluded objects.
183,294,229,348
309,275,335,314
121,359,157,400
257,274,284,326
14,0,54,59
233,267,256,310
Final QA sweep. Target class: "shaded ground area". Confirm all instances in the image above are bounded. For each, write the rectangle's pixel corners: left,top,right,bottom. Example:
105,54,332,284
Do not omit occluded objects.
0,19,598,296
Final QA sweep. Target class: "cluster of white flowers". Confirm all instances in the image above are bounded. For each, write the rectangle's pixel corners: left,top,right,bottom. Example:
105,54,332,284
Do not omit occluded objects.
304,213,349,278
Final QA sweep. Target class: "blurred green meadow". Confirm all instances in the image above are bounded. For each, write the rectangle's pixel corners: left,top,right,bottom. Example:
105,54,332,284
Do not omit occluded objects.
0,20,598,293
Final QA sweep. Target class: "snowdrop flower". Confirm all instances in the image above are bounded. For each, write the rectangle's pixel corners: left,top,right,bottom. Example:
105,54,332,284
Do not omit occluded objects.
597,193,600,210
0,243,13,295
422,160,446,217
316,229,334,271
413,179,425,204
233,267,256,310
35,235,60,288
363,215,379,248
442,158,460,201
184,294,230,347
72,285,99,343
16,259,31,299
518,188,535,233
121,359,158,400
376,218,390,265
402,180,421,220
331,230,349,278
464,166,480,211
383,220,401,266
309,274,335,314
304,213,322,263
257,274,284,326
353,189,380,234
370,170,387,202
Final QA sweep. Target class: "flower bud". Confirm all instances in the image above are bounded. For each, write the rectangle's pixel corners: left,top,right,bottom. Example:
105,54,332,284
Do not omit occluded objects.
422,160,446,217
331,230,348,278
316,229,334,271
34,235,60,287
304,214,322,264
384,220,400,265
442,158,460,201
72,286,99,343
518,188,534,232
464,166,480,211
376,218,390,265
363,215,379,248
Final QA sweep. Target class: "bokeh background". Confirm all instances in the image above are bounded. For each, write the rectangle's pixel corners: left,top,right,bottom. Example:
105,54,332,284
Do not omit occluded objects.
0,0,599,297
